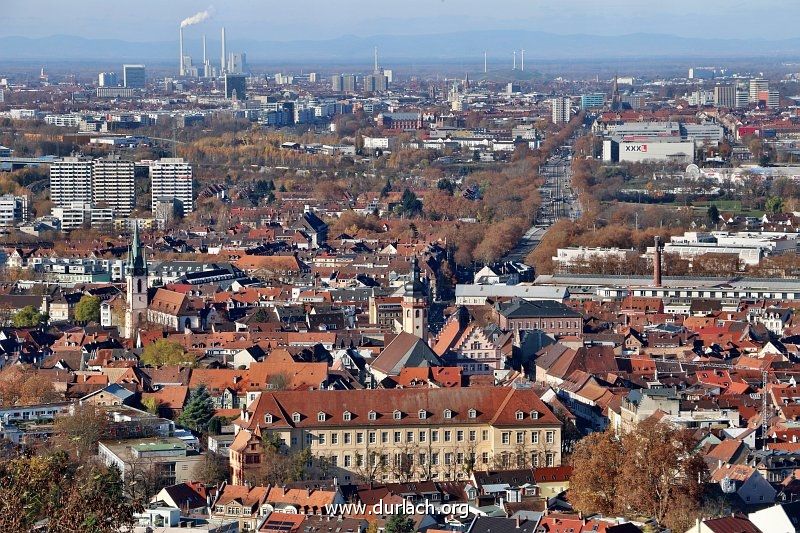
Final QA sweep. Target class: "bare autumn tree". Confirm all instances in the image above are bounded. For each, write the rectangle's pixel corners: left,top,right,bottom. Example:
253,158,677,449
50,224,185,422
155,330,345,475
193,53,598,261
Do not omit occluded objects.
53,404,111,460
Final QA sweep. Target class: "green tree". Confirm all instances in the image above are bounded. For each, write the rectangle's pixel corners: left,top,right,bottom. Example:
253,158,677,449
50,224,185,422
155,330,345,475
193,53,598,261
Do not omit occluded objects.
385,513,415,533
707,204,720,226
141,396,163,415
766,195,784,214
399,188,422,217
74,295,101,323
139,339,189,367
380,178,392,198
177,384,215,433
437,178,455,195
11,305,46,328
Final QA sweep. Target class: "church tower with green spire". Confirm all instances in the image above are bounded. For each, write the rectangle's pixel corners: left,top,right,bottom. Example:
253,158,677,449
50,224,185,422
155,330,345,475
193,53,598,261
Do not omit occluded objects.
125,224,148,340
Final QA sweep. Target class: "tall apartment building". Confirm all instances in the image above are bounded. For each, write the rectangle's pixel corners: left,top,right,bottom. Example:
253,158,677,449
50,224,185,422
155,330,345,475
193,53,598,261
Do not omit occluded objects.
713,85,735,108
149,158,194,216
749,78,769,103
331,75,343,92
122,64,146,89
230,388,563,485
551,97,572,125
50,157,93,207
92,157,135,216
342,74,357,93
0,194,28,226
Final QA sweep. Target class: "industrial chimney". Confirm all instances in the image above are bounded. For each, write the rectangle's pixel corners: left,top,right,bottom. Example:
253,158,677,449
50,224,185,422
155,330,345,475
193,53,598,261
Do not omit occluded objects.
653,236,663,287
179,26,185,76
221,27,227,74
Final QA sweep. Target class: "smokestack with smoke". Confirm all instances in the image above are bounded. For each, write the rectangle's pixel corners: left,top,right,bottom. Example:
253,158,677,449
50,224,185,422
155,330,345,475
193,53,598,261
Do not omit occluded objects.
181,9,212,28
179,27,184,76
179,8,212,77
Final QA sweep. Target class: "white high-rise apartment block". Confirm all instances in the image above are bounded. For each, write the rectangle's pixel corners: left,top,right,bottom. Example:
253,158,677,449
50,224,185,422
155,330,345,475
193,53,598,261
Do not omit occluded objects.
551,97,572,125
50,157,93,207
92,157,135,216
149,158,194,216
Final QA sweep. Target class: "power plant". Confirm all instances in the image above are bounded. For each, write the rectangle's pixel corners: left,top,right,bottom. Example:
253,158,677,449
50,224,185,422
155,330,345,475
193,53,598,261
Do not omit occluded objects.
177,10,244,79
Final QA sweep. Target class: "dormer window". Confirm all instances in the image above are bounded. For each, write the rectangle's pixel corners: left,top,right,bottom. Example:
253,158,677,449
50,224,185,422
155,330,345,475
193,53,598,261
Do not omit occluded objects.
292,412,301,423
343,411,352,422
418,410,427,420
264,414,273,424
393,410,402,420
368,410,377,421
530,411,539,420
443,409,453,419
468,409,477,419
317,412,326,422
516,411,524,420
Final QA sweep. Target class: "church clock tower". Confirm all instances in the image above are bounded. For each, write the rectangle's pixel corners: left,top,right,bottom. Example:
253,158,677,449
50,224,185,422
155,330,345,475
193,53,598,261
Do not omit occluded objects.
401,256,428,342
125,224,148,341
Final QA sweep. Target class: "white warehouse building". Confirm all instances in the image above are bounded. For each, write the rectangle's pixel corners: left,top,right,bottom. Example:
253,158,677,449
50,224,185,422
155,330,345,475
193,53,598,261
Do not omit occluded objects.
603,138,695,163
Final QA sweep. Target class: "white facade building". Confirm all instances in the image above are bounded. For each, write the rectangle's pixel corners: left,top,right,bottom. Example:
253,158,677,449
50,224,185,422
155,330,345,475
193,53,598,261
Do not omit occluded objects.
92,157,135,217
551,97,572,125
50,157,93,207
0,195,28,226
149,158,194,216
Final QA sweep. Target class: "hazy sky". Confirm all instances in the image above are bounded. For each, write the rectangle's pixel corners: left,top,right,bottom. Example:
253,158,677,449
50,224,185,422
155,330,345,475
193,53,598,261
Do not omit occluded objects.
3,0,796,42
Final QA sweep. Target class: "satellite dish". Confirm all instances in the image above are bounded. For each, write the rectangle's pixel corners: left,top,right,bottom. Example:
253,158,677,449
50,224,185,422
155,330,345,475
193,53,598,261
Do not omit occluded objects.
686,164,701,179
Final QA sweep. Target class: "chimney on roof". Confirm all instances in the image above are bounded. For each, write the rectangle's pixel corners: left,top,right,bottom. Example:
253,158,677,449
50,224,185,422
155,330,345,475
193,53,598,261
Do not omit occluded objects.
514,515,521,528
653,236,663,287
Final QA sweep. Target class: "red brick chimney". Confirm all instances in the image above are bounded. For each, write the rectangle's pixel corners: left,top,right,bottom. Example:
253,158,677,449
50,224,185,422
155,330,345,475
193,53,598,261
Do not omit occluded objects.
653,236,662,287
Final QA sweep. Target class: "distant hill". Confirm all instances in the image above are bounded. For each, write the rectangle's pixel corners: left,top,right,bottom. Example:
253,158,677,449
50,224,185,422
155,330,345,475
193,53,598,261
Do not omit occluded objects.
1,30,798,63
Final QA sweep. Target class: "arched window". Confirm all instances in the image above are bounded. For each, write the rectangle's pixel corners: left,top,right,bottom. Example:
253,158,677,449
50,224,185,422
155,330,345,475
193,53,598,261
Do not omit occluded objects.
137,279,143,293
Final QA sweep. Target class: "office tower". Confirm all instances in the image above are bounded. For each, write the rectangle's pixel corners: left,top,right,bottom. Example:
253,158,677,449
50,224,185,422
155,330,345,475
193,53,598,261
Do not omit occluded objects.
768,90,780,109
331,75,343,92
580,93,605,110
713,85,735,108
224,74,247,99
342,74,356,93
551,97,572,124
735,85,749,108
98,72,118,87
383,69,393,84
149,158,194,216
122,64,146,88
749,78,768,103
227,52,247,74
92,157,135,216
50,157,93,207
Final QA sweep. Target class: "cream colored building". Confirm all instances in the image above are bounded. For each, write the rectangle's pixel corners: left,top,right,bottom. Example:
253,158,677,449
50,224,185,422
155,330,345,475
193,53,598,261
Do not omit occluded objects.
230,388,562,485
